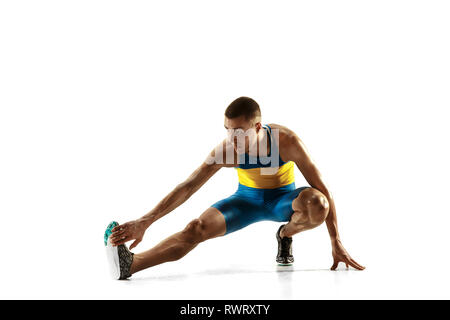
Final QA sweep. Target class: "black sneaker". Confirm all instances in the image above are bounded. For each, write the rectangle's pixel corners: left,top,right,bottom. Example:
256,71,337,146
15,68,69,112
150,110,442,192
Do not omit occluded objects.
276,224,294,265
104,221,134,280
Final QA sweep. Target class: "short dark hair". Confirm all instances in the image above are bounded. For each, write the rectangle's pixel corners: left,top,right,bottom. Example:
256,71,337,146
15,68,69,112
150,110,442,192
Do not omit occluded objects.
225,96,261,122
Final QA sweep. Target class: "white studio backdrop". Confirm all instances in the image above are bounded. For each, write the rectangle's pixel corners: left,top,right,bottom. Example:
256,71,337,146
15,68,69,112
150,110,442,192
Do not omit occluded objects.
0,1,449,299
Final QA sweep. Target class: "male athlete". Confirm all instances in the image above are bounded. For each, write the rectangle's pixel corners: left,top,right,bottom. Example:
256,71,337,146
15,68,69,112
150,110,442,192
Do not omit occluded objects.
104,96,365,280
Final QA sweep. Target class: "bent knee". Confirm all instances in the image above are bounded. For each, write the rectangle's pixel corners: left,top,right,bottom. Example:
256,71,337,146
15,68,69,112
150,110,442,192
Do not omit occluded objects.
293,188,330,225
182,218,207,244
310,196,329,224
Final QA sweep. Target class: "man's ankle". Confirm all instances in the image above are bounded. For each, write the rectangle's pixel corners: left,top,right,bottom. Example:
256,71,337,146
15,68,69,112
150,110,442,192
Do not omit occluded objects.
129,254,139,275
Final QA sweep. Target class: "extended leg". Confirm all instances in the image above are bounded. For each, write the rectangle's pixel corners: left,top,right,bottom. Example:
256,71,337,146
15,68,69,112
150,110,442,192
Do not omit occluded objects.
130,207,226,275
280,187,330,238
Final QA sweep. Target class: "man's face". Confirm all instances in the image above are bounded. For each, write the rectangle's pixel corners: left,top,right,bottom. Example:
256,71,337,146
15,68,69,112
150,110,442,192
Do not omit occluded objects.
224,116,261,154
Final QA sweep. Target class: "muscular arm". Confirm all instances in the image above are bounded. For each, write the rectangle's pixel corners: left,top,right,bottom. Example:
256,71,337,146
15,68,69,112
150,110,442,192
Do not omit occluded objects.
110,142,229,248
139,160,222,228
138,141,231,229
279,127,365,270
282,131,340,241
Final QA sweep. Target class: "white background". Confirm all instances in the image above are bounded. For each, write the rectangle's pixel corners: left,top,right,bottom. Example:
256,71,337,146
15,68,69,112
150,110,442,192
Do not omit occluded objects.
1,0,449,299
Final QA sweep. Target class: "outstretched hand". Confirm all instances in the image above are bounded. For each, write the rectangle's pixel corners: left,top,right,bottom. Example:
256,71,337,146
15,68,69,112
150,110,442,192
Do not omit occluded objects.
331,239,365,271
110,219,147,250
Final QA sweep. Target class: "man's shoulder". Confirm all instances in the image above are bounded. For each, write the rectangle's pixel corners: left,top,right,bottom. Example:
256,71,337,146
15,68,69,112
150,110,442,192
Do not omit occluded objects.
266,123,302,163
266,123,298,144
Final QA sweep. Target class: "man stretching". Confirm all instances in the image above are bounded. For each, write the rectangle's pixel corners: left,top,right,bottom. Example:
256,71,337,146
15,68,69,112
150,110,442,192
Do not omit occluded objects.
104,96,365,280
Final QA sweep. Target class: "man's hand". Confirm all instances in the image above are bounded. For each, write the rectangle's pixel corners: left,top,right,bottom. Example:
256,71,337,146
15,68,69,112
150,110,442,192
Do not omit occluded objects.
110,219,147,249
331,239,365,271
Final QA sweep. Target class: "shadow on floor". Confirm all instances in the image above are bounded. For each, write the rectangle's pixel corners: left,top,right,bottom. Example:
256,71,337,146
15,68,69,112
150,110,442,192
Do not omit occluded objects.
133,265,349,282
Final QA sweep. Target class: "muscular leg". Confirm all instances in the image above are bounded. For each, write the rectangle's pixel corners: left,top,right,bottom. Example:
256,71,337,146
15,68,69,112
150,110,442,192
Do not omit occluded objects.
279,187,330,238
130,207,226,275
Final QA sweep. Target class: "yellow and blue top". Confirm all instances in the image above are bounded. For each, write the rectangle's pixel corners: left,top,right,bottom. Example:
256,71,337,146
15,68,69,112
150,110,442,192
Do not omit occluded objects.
235,124,295,189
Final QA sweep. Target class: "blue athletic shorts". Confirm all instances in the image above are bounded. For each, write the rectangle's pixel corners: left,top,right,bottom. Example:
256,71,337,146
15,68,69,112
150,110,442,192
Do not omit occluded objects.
211,182,311,235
